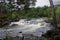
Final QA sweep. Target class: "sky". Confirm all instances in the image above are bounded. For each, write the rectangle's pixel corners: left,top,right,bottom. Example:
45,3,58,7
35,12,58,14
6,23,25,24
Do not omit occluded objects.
35,0,60,7
0,0,60,7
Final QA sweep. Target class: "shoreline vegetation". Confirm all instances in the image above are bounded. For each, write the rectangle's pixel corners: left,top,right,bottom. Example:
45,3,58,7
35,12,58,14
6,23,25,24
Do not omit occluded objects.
0,5,60,27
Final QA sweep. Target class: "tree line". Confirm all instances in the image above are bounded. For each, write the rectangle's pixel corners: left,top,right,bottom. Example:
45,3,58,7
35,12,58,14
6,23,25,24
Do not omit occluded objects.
0,0,60,27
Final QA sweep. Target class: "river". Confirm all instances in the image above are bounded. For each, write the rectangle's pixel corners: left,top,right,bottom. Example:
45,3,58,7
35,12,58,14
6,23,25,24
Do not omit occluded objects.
0,17,52,39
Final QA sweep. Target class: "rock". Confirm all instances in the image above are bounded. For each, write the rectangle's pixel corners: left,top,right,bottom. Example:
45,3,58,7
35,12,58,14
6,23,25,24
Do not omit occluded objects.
19,31,22,33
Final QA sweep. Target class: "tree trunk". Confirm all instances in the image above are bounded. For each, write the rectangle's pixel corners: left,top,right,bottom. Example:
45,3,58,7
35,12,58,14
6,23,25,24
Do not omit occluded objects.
49,0,57,28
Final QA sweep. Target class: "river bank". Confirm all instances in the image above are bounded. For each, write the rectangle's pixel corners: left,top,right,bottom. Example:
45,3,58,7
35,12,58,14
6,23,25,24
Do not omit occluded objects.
0,17,20,27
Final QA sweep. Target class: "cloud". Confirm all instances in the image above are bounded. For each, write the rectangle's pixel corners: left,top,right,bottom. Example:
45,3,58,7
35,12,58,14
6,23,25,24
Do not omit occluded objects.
35,0,60,7
35,0,50,7
53,0,60,5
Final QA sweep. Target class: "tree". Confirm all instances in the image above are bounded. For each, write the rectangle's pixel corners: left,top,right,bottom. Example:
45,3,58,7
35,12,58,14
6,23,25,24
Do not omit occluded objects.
0,0,37,26
17,0,36,10
17,0,36,18
0,1,9,14
49,0,57,28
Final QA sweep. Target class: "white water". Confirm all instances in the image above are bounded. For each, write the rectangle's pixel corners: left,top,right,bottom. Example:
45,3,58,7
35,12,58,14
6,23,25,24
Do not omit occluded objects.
0,18,52,39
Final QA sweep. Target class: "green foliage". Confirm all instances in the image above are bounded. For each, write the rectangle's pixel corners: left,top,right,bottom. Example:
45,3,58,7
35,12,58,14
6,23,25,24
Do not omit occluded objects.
4,36,11,40
12,12,18,19
42,30,58,38
42,28,60,40
18,6,52,18
19,5,60,19
1,5,60,20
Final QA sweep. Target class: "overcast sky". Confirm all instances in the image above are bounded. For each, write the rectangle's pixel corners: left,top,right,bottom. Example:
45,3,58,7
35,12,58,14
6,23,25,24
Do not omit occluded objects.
35,0,60,7
0,0,60,7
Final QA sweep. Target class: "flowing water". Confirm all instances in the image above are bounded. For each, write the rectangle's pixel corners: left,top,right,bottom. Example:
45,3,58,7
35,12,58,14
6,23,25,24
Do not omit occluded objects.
0,18,52,39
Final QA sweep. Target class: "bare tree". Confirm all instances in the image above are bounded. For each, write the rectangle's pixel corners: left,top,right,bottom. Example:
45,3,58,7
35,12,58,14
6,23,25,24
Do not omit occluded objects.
49,0,57,28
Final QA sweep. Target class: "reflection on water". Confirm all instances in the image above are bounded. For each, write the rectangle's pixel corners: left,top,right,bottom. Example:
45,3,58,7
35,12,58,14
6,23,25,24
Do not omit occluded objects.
0,18,52,39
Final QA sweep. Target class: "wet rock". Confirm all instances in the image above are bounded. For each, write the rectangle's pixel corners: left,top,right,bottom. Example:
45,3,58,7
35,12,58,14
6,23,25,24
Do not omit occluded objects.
11,24,18,26
19,31,22,33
